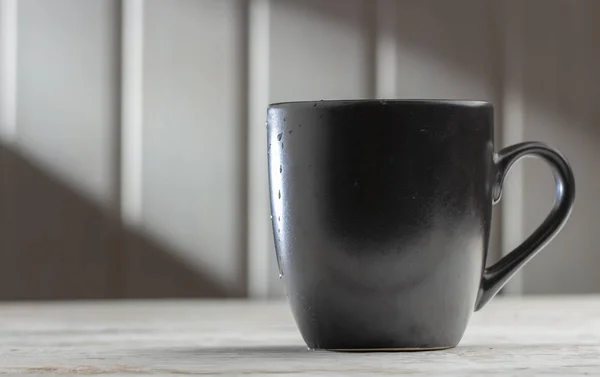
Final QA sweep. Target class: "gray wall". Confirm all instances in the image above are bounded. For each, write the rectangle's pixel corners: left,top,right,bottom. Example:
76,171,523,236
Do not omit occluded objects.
518,0,600,294
0,0,597,299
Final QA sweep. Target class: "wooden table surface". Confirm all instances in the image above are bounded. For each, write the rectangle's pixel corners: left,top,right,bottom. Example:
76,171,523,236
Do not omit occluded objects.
1,296,599,376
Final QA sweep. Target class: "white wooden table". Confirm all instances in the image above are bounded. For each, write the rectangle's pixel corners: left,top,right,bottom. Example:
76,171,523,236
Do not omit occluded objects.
1,296,599,376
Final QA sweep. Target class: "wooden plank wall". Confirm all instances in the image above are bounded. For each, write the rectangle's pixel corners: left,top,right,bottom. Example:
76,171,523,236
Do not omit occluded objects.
0,0,597,299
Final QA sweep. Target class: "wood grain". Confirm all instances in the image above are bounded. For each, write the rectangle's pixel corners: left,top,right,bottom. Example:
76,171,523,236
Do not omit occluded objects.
1,296,599,375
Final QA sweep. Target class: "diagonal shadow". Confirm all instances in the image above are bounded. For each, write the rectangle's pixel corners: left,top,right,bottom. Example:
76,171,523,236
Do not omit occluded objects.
0,143,226,300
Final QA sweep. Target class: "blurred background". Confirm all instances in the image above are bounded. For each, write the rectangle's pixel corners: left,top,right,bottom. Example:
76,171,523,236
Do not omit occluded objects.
0,0,597,301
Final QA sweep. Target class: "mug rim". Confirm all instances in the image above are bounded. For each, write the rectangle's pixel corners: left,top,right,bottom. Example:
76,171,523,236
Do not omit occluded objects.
269,99,491,108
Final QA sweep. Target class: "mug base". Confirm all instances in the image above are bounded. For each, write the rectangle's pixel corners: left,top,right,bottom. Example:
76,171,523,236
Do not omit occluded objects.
325,345,454,352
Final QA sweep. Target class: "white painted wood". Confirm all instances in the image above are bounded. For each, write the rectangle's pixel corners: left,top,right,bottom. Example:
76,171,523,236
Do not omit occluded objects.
139,0,247,296
121,0,144,226
0,0,596,299
1,296,599,375
0,0,17,142
15,0,120,205
247,0,272,299
0,0,121,299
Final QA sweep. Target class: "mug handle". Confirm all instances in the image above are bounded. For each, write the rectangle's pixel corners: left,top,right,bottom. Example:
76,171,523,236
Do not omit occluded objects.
475,142,575,311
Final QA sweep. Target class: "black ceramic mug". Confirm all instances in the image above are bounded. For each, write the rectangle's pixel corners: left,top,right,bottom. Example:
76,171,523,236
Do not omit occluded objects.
267,100,575,351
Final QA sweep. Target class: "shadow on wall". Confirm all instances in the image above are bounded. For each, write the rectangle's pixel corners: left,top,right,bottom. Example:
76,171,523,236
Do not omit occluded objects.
0,143,225,300
279,0,600,293
278,0,599,129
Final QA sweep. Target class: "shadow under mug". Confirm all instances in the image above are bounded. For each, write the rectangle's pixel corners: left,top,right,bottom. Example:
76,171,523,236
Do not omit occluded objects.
267,100,575,351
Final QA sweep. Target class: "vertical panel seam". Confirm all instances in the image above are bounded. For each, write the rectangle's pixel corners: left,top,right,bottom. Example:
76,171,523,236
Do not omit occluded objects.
121,0,144,226
363,0,376,99
0,0,17,141
247,0,271,299
374,0,397,99
237,0,250,297
498,0,524,295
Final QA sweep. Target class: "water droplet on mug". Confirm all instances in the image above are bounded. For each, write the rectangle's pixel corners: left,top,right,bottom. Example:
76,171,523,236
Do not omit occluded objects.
270,215,273,220
278,228,281,233
288,130,293,134
380,100,388,105
279,273,283,279
313,103,317,107
278,216,281,222
278,190,281,199
277,133,283,141
279,165,282,173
